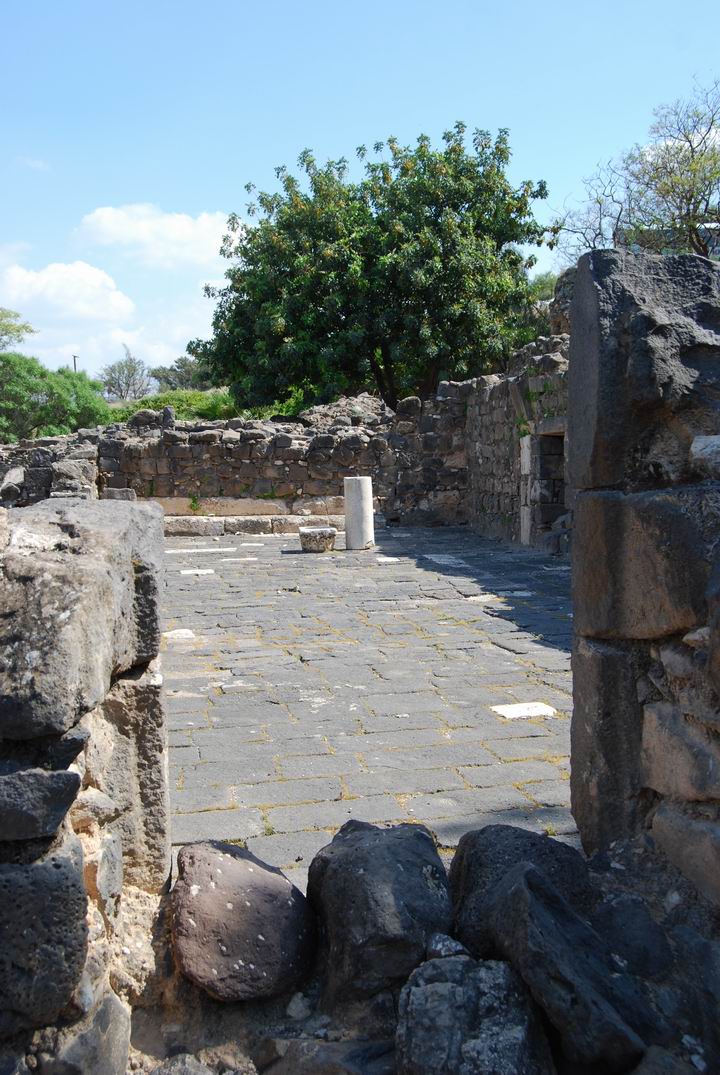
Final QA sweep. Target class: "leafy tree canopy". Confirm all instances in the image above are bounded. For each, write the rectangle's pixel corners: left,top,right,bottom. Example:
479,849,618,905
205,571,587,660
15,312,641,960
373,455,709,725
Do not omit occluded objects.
558,80,720,261
190,123,549,407
100,345,153,400
0,307,36,351
0,352,110,442
149,355,213,392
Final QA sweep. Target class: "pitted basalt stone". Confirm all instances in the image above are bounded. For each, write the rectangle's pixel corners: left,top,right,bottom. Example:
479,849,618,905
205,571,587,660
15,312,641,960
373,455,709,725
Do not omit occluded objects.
568,249,720,493
0,768,80,840
449,824,595,958
299,526,337,552
0,499,164,739
484,863,666,1072
396,956,556,1075
0,830,87,1035
172,841,316,1001
307,821,452,1009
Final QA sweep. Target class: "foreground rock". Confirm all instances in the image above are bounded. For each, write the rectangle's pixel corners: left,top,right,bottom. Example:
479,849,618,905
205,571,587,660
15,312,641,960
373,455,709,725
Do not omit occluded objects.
0,499,164,739
172,841,315,1001
0,831,87,1035
449,824,595,957
307,821,452,1009
396,955,556,1075
257,1039,395,1074
485,863,666,1072
0,767,80,840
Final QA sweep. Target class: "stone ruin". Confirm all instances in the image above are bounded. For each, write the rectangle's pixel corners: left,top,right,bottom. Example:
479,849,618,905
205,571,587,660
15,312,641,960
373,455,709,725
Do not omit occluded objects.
2,251,720,1074
0,344,570,552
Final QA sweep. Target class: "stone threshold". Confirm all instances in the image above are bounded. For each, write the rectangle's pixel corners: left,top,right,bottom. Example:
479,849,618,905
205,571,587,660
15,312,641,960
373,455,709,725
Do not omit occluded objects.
164,513,346,536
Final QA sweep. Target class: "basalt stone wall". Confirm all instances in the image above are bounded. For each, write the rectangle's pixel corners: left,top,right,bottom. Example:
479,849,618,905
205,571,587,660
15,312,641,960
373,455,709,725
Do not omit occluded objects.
569,249,720,902
382,336,569,543
0,356,569,545
0,499,168,1074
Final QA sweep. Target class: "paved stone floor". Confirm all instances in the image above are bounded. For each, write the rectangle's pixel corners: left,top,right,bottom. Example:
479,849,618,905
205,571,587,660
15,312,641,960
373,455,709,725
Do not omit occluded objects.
162,526,575,889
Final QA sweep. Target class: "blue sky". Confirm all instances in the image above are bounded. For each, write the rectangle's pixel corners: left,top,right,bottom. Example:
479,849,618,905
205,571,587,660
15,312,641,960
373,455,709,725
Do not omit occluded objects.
2,0,718,377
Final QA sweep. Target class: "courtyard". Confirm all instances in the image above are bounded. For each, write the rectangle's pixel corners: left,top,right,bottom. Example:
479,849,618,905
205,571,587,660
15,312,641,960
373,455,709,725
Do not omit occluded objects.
162,526,575,889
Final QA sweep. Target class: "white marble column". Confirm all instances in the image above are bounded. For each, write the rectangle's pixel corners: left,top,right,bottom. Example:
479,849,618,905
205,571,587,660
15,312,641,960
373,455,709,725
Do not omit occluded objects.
344,476,375,550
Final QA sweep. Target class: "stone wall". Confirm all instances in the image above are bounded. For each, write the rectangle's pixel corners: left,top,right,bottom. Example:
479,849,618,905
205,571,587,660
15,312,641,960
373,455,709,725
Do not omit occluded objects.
569,249,720,902
0,350,569,548
0,499,168,1073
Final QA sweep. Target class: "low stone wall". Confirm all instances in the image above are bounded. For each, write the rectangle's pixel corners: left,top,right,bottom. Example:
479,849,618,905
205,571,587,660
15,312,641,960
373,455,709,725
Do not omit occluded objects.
569,249,720,901
0,351,569,548
0,499,168,1073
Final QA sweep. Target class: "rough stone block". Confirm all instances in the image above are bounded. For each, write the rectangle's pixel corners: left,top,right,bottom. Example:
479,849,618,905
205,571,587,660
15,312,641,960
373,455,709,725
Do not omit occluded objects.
163,515,224,536
396,956,555,1075
222,516,273,535
0,500,164,739
573,487,718,639
0,768,80,841
652,802,720,905
36,988,131,1075
0,831,88,1035
571,637,648,853
85,661,170,893
307,821,451,1010
568,249,720,492
641,703,720,801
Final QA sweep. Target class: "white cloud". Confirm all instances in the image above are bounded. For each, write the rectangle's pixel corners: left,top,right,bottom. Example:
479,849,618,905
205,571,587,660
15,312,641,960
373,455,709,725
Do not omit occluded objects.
1,261,135,322
16,156,50,172
79,203,227,269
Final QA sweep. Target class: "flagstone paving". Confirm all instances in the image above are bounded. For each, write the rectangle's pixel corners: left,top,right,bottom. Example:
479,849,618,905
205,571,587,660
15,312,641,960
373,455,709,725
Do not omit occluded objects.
162,526,575,889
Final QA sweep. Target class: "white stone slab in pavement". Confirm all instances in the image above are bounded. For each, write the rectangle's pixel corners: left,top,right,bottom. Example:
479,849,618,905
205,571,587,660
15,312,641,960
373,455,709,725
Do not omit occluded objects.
491,702,558,720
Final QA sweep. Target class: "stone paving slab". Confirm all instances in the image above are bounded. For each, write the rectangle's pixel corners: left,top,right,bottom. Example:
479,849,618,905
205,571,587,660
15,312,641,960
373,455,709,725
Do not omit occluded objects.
161,526,574,889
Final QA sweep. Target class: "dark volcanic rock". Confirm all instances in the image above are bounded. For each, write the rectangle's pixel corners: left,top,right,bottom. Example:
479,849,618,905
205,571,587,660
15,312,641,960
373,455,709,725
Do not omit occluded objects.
426,932,469,959
0,831,87,1035
0,768,80,840
485,863,667,1072
36,988,130,1074
590,894,673,980
172,841,315,1001
307,821,451,1008
152,1056,215,1075
258,1038,395,1074
630,1047,696,1074
0,499,164,739
568,249,720,493
449,825,595,957
396,955,556,1075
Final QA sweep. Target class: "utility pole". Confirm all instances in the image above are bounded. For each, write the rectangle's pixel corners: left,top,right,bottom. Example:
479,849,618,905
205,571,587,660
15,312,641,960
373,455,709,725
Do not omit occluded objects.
72,355,78,373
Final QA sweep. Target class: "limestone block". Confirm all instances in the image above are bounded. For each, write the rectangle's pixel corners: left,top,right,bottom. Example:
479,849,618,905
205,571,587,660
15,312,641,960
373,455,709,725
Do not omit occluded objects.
0,830,88,1035
153,495,290,516
573,487,718,639
571,637,648,853
568,249,720,492
223,517,273,535
0,500,164,739
163,516,224,536
652,802,720,904
88,661,170,893
641,703,720,800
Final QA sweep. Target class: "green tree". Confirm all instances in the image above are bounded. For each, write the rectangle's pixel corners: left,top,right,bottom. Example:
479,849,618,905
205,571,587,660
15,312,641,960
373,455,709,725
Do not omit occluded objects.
0,307,36,350
190,124,549,407
149,355,213,391
0,353,110,442
559,80,720,260
100,344,152,400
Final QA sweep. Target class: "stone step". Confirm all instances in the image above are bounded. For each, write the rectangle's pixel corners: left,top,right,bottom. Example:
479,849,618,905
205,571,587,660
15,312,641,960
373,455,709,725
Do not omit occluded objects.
164,514,346,537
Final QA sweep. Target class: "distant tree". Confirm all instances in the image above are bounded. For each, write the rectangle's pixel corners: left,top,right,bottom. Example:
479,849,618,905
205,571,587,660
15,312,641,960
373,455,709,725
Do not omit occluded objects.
0,307,36,350
100,344,152,400
190,123,550,407
0,352,110,442
149,355,213,391
558,80,720,261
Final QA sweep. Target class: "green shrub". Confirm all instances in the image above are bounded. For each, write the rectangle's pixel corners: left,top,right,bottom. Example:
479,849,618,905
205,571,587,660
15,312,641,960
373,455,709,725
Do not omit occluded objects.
0,353,110,442
111,388,240,422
